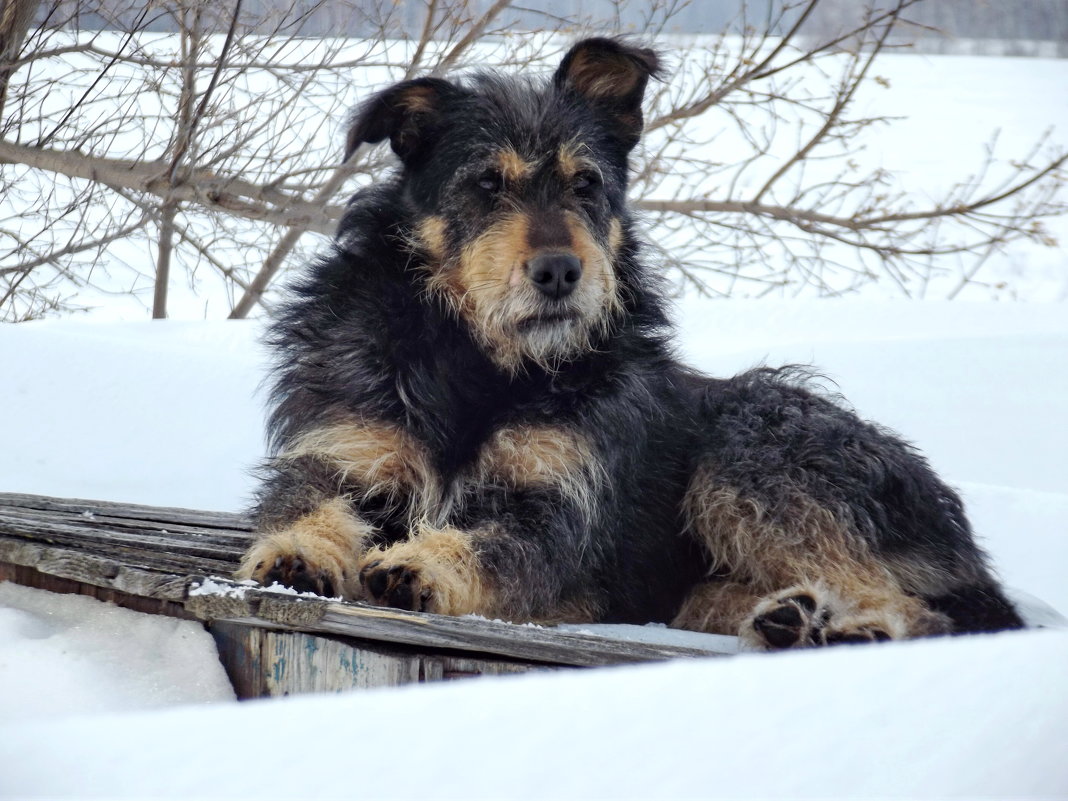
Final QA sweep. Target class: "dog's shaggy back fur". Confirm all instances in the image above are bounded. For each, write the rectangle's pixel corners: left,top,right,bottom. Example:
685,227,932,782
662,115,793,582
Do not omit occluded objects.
238,39,1022,648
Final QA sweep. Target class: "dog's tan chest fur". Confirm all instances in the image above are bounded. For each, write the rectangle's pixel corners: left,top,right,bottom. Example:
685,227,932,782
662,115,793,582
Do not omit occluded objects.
282,420,602,524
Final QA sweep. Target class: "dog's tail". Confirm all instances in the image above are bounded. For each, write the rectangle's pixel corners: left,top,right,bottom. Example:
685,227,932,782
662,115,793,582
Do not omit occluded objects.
924,583,1025,633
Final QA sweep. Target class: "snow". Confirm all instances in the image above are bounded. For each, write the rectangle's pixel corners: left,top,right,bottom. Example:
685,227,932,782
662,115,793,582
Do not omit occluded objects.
0,583,235,723
1,628,1065,799
1,301,1066,797
0,320,266,512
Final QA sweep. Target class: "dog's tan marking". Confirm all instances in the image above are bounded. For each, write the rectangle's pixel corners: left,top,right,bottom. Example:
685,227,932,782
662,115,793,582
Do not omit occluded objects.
680,464,949,645
442,211,529,298
473,425,605,525
396,84,437,113
566,213,622,315
557,141,594,179
557,141,607,183
415,215,448,262
236,498,373,598
496,148,535,183
683,471,839,579
358,524,494,616
565,48,642,100
427,212,530,368
607,217,623,255
282,422,440,514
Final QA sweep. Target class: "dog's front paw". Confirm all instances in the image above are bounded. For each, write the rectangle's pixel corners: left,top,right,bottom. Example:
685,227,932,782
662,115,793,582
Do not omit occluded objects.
260,552,339,597
358,559,433,612
356,527,488,616
236,536,350,598
236,501,372,598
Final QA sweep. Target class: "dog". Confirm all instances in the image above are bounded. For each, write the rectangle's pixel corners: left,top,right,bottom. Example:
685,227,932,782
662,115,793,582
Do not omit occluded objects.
236,38,1023,649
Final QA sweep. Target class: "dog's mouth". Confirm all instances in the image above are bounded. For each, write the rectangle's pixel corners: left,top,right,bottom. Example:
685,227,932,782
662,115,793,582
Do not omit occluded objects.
515,310,580,332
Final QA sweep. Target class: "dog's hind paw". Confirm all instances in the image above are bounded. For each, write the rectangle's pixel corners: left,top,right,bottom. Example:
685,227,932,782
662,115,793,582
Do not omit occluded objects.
747,590,831,649
743,585,911,650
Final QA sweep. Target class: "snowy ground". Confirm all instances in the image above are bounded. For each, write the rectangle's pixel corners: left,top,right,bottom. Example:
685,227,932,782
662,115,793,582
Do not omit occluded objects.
1,302,1066,798
3,627,1066,799
0,582,235,723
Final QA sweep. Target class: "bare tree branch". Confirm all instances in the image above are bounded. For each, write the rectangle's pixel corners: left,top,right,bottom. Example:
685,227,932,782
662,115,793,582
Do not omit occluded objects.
1,0,1065,318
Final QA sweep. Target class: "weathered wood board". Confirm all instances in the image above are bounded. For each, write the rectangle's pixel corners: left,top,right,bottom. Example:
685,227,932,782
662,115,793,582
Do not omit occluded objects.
210,621,541,697
0,492,737,697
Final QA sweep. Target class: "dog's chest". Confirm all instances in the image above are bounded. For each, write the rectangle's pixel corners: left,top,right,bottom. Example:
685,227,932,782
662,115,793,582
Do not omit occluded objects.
421,423,602,525
287,420,602,527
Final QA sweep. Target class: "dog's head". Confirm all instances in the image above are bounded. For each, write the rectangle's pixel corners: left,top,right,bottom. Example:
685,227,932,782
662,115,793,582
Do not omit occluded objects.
347,38,660,372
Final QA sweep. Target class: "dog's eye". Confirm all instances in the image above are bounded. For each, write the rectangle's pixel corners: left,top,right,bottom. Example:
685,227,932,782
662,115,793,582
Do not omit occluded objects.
477,171,502,193
572,172,600,194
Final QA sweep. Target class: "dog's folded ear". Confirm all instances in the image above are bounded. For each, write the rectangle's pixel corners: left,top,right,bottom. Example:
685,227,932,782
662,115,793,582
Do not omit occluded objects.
345,77,463,164
553,38,661,150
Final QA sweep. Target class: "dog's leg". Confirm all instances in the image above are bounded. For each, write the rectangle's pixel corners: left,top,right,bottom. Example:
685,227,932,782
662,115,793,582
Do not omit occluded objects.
237,449,381,598
353,423,609,620
356,488,602,622
682,478,951,649
238,421,437,598
355,519,601,621
671,581,765,635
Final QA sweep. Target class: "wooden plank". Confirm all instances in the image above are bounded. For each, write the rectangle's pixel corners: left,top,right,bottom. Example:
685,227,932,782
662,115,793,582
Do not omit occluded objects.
209,621,539,698
0,498,248,578
186,577,737,667
0,503,249,556
0,562,193,619
0,492,250,529
0,535,192,601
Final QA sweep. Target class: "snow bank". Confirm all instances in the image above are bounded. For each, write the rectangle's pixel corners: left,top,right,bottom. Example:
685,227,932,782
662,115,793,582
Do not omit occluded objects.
1,303,1065,798
1,628,1064,799
0,320,266,512
0,582,234,723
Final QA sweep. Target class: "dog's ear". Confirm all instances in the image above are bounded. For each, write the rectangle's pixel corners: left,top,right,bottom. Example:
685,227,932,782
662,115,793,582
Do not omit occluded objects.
553,38,661,150
345,77,462,164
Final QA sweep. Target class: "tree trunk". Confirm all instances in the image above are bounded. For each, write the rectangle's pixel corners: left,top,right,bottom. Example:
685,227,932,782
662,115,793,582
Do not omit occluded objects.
0,0,39,124
153,203,177,319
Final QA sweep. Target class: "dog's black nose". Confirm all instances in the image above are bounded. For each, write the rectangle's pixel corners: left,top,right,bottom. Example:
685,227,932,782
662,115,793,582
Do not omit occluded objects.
526,253,582,299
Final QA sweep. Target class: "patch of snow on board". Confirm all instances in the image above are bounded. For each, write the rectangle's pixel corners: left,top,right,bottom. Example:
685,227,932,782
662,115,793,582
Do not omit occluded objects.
187,577,253,599
189,577,343,602
460,613,547,628
554,622,740,654
0,582,235,722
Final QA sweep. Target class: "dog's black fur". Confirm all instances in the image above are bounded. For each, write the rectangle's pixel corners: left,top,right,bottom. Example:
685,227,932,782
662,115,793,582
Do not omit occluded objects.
238,38,1022,648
